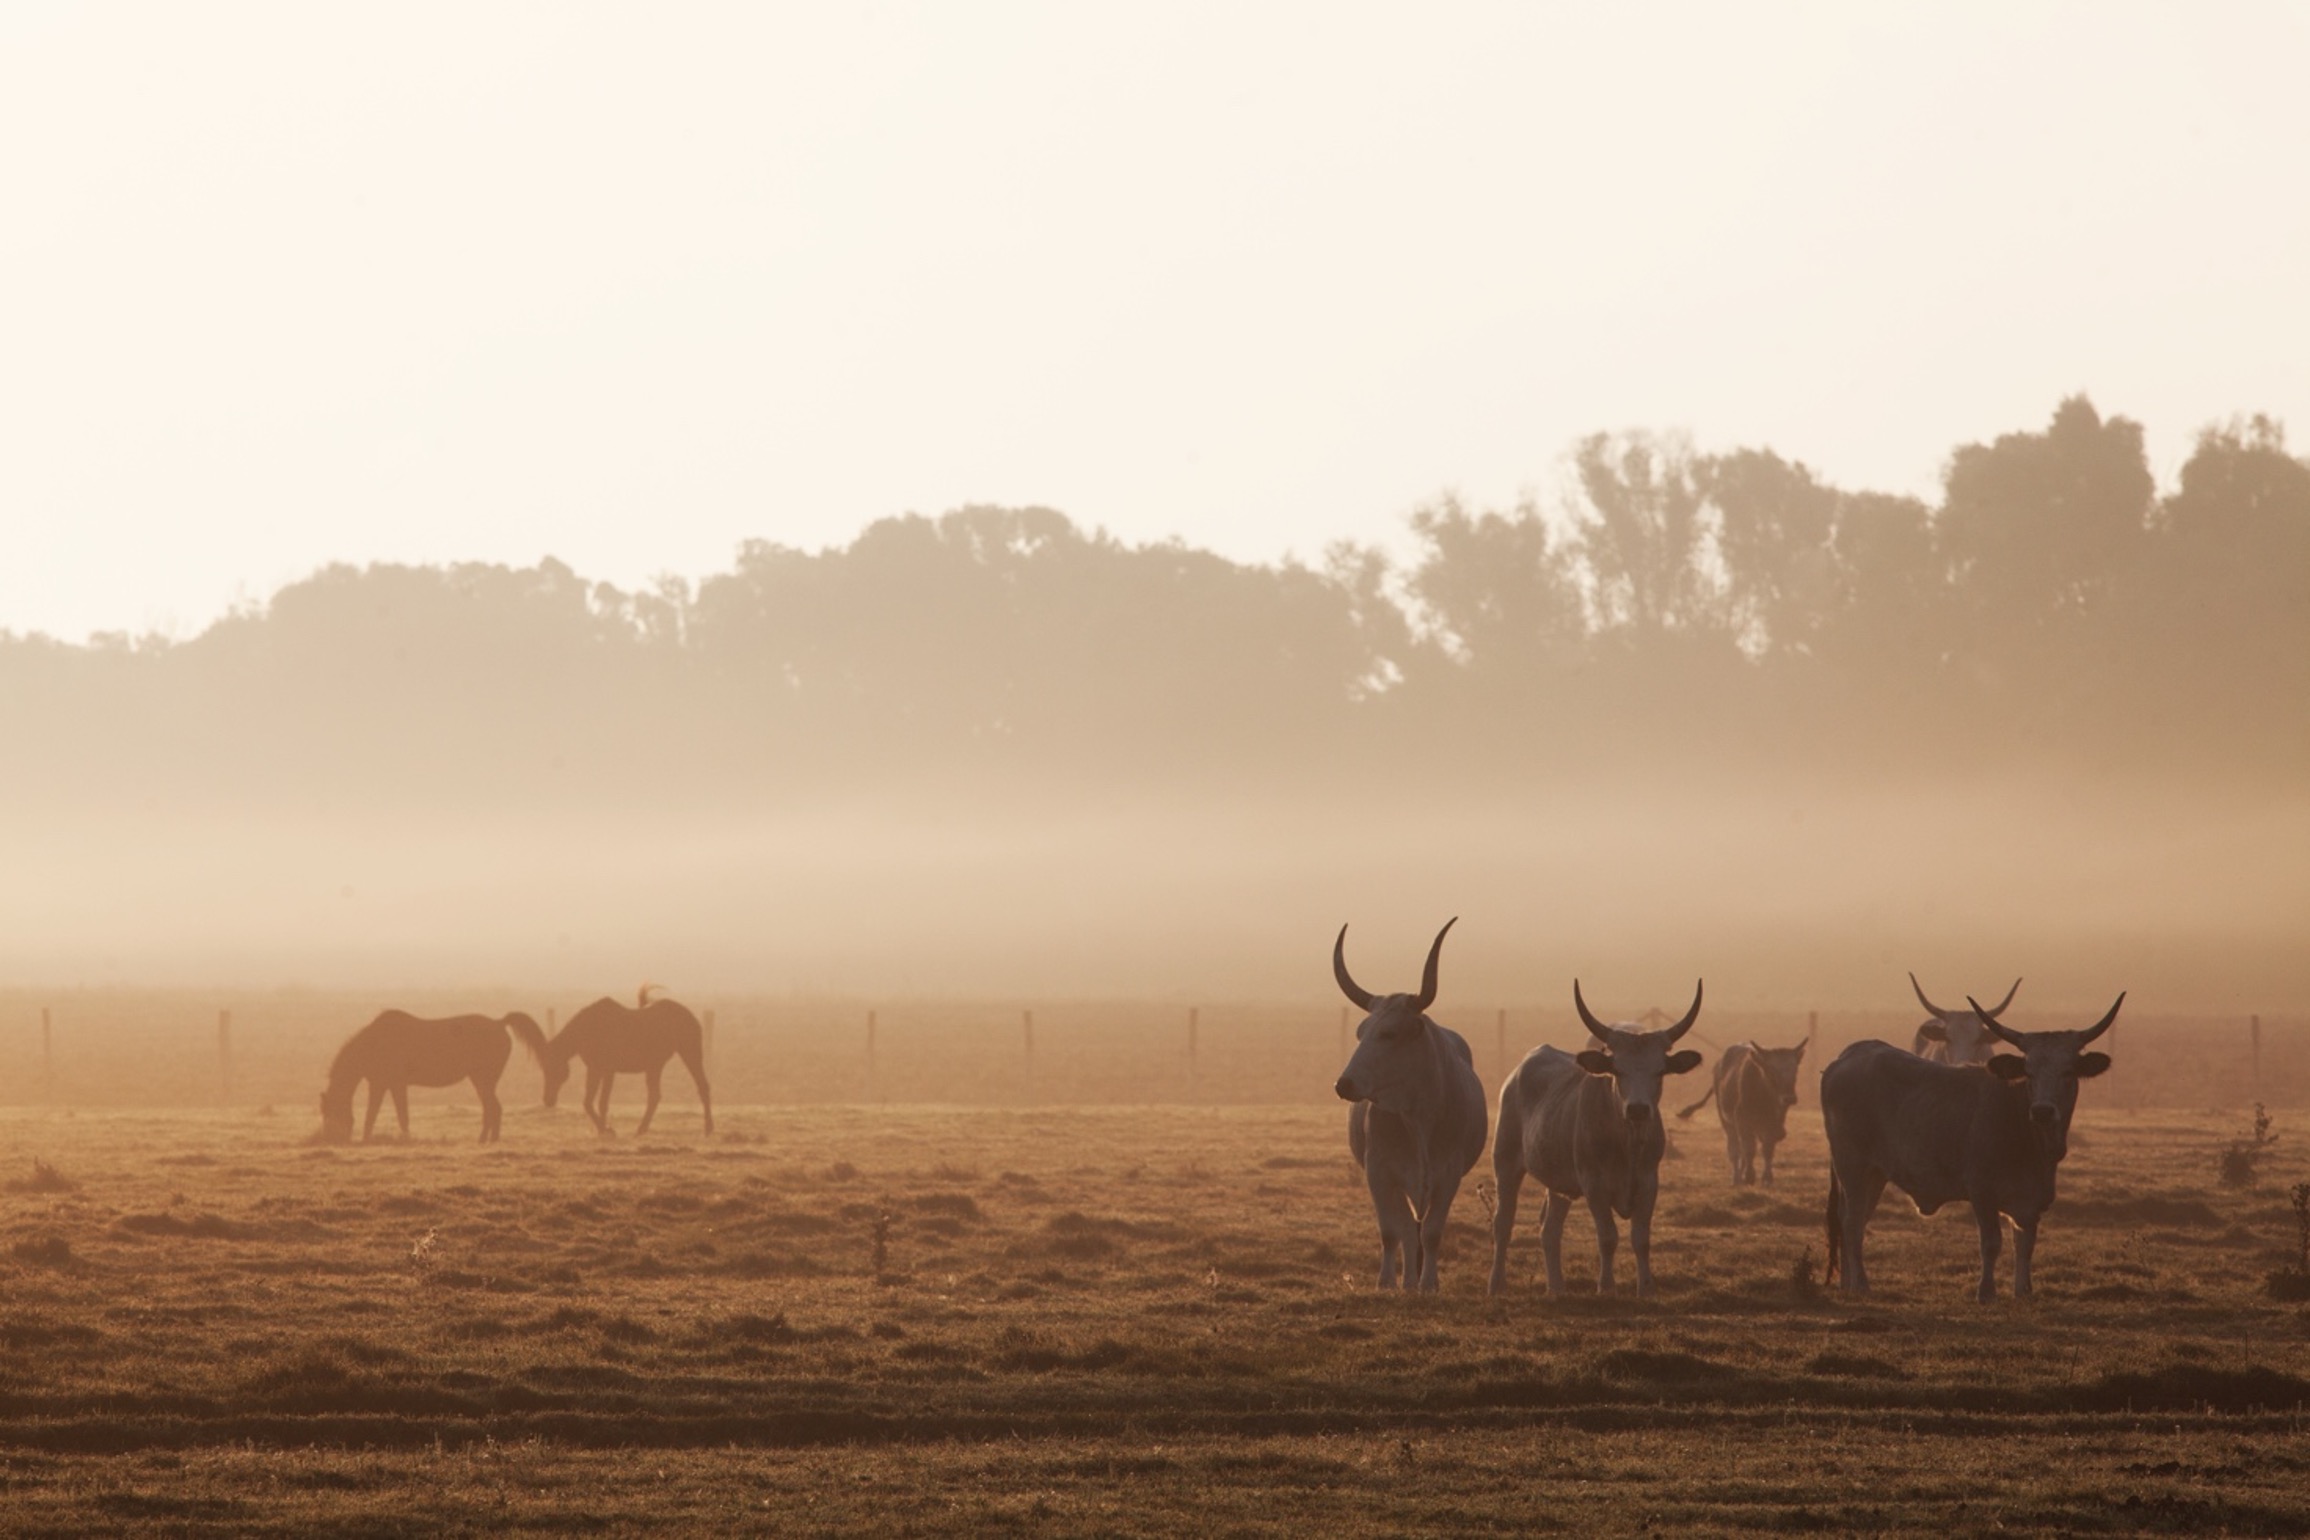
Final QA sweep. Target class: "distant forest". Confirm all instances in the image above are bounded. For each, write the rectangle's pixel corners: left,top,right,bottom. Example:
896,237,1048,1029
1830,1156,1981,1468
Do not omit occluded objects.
8,398,2305,813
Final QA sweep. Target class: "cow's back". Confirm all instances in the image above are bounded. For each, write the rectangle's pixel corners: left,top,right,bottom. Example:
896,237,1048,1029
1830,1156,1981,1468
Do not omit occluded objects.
1822,1040,1988,1212
1503,1046,1609,1197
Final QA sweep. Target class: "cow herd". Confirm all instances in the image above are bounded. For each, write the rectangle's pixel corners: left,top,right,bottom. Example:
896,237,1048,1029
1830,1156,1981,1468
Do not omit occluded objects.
1332,919,2125,1303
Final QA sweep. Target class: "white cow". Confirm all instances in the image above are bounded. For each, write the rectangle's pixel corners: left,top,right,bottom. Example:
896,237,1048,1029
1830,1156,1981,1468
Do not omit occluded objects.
1331,918,1489,1292
1909,972,2021,1065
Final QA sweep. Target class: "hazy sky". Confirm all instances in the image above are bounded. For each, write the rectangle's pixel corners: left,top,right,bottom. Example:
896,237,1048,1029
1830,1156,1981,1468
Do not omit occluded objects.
5,3,2306,642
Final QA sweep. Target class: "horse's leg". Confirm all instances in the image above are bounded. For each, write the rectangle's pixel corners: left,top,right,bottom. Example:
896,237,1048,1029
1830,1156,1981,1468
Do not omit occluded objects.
363,1083,386,1141
636,1068,663,1136
591,1070,616,1135
391,1085,410,1139
476,1078,502,1143
678,1047,714,1135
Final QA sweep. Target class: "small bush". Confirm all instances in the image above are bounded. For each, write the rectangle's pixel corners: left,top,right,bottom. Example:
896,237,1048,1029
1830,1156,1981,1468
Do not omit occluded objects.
2218,1104,2277,1189
2267,1183,2310,1301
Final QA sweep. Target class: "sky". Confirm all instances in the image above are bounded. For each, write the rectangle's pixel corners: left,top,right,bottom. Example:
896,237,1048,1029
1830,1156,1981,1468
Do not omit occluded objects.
4,3,2307,643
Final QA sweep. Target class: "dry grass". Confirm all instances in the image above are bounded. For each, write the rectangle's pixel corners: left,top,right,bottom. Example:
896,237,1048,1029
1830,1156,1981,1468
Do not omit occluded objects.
2,1100,2308,1535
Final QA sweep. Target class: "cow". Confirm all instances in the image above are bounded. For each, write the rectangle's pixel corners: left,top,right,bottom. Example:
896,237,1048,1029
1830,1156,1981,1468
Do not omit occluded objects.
1489,980,1704,1297
1330,918,1489,1292
1909,972,2022,1065
1675,1037,1807,1186
1822,992,2122,1302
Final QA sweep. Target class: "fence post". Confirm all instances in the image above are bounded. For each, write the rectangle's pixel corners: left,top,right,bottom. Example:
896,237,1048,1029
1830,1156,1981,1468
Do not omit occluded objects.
42,1006,53,1093
1023,1009,1034,1056
1188,1006,1199,1067
1496,1009,1508,1080
2251,1014,2262,1102
218,1009,233,1102
1807,1010,1817,1046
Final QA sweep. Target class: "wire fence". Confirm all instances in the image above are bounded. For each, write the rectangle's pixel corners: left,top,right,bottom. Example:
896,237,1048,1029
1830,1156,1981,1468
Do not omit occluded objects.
0,990,2302,1115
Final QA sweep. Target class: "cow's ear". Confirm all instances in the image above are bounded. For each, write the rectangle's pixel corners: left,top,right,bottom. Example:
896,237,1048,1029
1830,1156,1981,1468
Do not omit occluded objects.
1987,1054,2027,1080
1665,1050,1704,1076
1919,1021,1949,1043
1575,1049,1614,1075
2074,1052,2112,1079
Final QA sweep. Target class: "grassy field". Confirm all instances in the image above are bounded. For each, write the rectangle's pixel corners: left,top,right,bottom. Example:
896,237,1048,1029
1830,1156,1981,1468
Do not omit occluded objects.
3,1096,2309,1535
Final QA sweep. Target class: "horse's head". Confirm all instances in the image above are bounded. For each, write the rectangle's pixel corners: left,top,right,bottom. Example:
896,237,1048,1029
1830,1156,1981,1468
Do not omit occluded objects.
542,1050,570,1108
316,1088,355,1144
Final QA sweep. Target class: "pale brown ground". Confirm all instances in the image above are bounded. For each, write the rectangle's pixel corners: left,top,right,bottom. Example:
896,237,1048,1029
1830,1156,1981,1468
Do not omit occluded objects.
2,1099,2307,1536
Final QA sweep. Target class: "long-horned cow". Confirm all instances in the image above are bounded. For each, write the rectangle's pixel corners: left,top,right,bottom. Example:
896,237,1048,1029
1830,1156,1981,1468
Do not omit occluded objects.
1909,973,2022,1064
1676,1038,1807,1186
1823,992,2122,1302
1489,981,1704,1296
1331,919,1489,1292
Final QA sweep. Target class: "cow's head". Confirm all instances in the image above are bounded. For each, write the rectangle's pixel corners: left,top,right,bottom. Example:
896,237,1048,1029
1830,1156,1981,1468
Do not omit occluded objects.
1912,972,2021,1064
1751,1040,1808,1123
1974,992,2121,1160
1572,980,1705,1123
1332,918,1455,1114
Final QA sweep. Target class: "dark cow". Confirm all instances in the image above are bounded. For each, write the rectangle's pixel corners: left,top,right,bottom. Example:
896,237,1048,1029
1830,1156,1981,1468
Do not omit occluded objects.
1909,972,2022,1065
1489,981,1704,1296
1823,993,2122,1302
1331,919,1489,1292
1676,1038,1807,1186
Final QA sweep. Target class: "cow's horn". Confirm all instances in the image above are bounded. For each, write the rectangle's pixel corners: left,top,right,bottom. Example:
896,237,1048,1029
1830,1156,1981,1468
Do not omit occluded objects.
1333,925,1375,1011
1665,979,1704,1043
1412,917,1457,1013
1909,972,1949,1020
1982,977,2022,1019
1572,979,1611,1042
1971,997,2027,1048
2078,992,2124,1045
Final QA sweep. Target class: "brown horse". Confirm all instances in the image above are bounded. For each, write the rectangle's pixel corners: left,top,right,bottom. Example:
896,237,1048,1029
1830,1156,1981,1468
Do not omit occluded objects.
542,988,714,1136
319,1011,549,1143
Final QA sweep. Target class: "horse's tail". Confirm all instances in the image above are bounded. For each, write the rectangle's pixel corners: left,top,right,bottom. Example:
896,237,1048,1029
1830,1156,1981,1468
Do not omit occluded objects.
1823,1167,1844,1288
503,1011,550,1063
638,982,664,1008
1675,1078,1717,1121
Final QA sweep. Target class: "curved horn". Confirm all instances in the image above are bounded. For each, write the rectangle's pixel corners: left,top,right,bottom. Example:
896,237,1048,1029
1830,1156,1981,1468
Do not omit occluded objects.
1412,917,1457,1013
1665,979,1704,1043
1970,997,2027,1048
1909,972,1949,1019
1332,925,1375,1011
2077,992,2124,1045
1572,979,1612,1041
1981,977,2022,1020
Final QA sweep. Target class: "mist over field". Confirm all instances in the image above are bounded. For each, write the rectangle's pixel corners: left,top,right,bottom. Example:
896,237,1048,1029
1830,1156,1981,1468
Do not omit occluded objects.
4,401,2303,1014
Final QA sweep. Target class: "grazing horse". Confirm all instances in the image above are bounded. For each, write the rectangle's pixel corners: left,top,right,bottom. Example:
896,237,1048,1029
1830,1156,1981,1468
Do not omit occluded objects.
319,1011,549,1143
543,988,715,1136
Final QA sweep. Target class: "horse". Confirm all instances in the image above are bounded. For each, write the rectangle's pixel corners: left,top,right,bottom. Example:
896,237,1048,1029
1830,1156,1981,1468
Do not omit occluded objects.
319,1010,549,1143
542,987,714,1136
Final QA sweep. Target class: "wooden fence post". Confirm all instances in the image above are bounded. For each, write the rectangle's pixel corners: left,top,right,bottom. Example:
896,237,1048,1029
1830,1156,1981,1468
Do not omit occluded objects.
218,1009,233,1101
1188,1006,1199,1068
1023,1009,1035,1056
1496,1008,1508,1079
2251,1014,2262,1102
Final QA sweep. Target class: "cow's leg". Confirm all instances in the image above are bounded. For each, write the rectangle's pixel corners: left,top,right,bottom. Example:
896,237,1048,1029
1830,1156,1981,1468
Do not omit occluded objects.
1538,1190,1572,1297
391,1086,411,1138
2012,1214,2039,1298
1725,1124,1744,1185
1630,1176,1662,1296
1489,1154,1525,1296
677,1047,714,1135
1836,1167,1886,1293
363,1083,386,1141
1971,1201,2005,1303
1760,1133,1778,1189
636,1068,663,1136
1415,1182,1457,1294
1587,1192,1620,1294
1363,1157,1414,1289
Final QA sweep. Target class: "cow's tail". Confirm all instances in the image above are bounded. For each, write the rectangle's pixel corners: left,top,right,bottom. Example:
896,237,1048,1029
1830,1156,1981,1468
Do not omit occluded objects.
1675,1080,1717,1121
1823,1167,1844,1288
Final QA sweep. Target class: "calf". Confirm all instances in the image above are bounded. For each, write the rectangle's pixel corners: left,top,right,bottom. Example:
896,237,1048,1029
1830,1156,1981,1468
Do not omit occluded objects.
1677,1038,1807,1186
1823,993,2121,1302
1489,981,1704,1296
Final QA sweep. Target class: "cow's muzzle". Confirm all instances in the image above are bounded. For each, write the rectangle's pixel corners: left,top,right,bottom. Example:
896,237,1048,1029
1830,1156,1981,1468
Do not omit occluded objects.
2030,1104,2057,1127
1335,1076,1361,1103
1625,1103,1653,1124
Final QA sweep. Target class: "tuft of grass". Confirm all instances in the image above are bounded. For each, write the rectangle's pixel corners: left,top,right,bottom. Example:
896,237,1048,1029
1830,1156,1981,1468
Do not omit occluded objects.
6,1157,79,1195
2218,1103,2277,1189
1789,1246,1820,1303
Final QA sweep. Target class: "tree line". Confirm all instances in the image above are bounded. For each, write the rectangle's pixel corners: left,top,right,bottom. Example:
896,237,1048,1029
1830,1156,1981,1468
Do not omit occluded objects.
7,397,2303,813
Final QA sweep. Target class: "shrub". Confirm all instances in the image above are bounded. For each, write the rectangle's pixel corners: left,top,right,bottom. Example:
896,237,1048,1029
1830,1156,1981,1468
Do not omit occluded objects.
2218,1104,2277,1189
